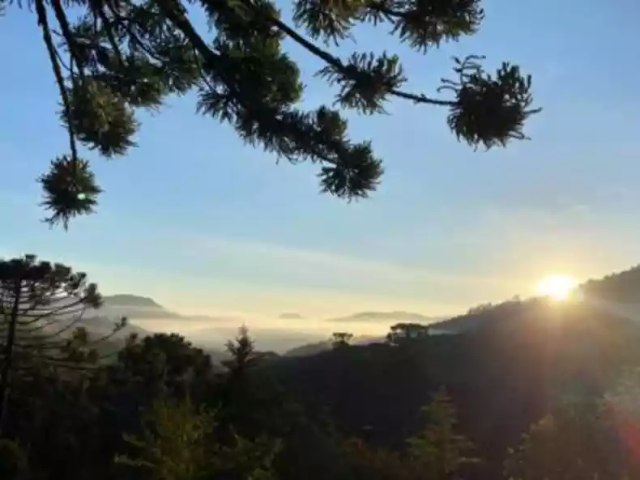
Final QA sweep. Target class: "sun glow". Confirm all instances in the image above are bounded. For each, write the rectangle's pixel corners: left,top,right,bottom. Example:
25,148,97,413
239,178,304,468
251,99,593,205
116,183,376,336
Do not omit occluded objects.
536,275,578,301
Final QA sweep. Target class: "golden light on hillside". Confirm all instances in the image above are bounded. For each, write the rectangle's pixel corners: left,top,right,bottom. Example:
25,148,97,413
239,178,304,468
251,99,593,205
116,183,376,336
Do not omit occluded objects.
536,274,578,301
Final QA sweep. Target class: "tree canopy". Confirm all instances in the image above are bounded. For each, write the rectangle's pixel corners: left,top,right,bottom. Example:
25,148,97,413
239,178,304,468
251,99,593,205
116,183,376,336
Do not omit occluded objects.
4,0,538,227
0,254,121,434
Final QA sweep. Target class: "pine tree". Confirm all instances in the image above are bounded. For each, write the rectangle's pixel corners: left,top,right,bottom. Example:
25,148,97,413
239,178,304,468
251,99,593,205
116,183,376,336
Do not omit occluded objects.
116,398,213,480
407,388,478,480
0,254,124,435
224,325,259,378
504,400,628,480
117,398,281,480
4,0,539,227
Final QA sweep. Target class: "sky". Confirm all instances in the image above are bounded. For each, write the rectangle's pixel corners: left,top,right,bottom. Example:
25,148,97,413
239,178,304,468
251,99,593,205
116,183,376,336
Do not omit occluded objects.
1,0,640,329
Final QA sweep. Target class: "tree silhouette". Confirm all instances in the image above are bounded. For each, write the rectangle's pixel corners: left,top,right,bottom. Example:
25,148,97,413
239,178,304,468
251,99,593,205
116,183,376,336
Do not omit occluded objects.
504,400,627,480
407,389,478,480
116,398,213,480
0,254,124,435
343,437,421,480
224,325,259,379
117,398,281,480
331,332,354,349
386,322,430,345
5,0,539,227
114,332,214,401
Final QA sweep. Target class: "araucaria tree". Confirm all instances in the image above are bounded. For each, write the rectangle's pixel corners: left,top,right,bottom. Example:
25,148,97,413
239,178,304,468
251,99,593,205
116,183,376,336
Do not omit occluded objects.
0,255,123,435
4,0,539,227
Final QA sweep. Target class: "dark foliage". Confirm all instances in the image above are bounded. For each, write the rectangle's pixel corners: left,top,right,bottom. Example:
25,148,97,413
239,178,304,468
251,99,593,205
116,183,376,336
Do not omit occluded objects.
0,255,126,436
5,0,539,226
268,301,640,479
7,260,640,480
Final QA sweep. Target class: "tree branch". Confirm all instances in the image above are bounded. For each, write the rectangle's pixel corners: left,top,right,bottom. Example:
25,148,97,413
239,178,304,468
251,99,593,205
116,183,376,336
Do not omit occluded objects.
17,299,87,325
265,15,455,107
155,0,220,68
105,3,167,64
50,0,86,79
95,5,126,67
19,305,87,340
35,0,79,161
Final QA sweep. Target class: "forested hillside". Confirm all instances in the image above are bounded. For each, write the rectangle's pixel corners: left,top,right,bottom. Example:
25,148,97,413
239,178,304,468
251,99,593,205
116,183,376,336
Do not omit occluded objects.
3,258,640,480
268,300,640,479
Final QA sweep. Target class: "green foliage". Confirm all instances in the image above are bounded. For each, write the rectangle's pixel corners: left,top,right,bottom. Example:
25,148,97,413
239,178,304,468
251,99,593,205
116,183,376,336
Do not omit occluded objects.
8,0,538,226
117,398,281,480
212,433,282,480
407,389,478,479
116,399,213,480
503,399,629,480
10,265,640,480
39,156,101,229
66,79,138,157
110,332,215,409
441,56,536,149
0,254,122,435
0,439,27,480
343,437,420,480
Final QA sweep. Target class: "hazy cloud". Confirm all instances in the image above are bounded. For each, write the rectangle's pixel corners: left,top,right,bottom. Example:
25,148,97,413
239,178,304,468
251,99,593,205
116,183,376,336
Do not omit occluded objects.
328,311,440,324
279,312,304,320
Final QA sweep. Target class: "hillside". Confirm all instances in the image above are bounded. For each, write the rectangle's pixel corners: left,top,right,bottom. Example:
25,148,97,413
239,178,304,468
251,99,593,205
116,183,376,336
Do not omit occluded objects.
100,294,181,319
581,265,640,303
427,297,531,334
267,299,640,479
284,335,384,357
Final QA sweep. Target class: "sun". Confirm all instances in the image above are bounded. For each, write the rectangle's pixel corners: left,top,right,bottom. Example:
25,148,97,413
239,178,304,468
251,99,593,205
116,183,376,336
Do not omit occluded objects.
536,274,578,301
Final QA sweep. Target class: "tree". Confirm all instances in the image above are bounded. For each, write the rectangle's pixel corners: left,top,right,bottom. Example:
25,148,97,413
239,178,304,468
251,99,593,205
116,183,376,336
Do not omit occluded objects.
5,0,539,227
224,325,260,378
117,398,281,480
113,332,215,402
406,389,478,480
386,323,430,345
331,332,354,349
503,400,627,480
218,326,285,437
116,398,213,480
0,254,123,436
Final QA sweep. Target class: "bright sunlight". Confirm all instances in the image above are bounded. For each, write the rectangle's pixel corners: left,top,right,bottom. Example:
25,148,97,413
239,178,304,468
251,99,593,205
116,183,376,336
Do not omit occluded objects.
536,275,578,301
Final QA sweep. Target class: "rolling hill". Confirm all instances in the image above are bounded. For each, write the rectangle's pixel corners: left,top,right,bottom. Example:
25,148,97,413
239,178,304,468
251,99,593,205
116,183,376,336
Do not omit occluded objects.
267,298,640,480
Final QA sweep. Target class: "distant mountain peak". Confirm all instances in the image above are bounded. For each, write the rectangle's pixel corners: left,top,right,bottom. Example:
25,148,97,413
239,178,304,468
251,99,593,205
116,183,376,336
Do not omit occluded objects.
103,294,163,309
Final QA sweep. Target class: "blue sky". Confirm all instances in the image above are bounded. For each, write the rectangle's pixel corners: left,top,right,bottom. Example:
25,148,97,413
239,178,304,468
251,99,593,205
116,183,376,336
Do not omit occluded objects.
1,0,640,324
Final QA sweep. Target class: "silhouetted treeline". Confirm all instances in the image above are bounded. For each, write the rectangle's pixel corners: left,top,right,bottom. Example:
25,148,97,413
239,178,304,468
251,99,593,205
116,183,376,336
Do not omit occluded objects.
4,257,640,479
